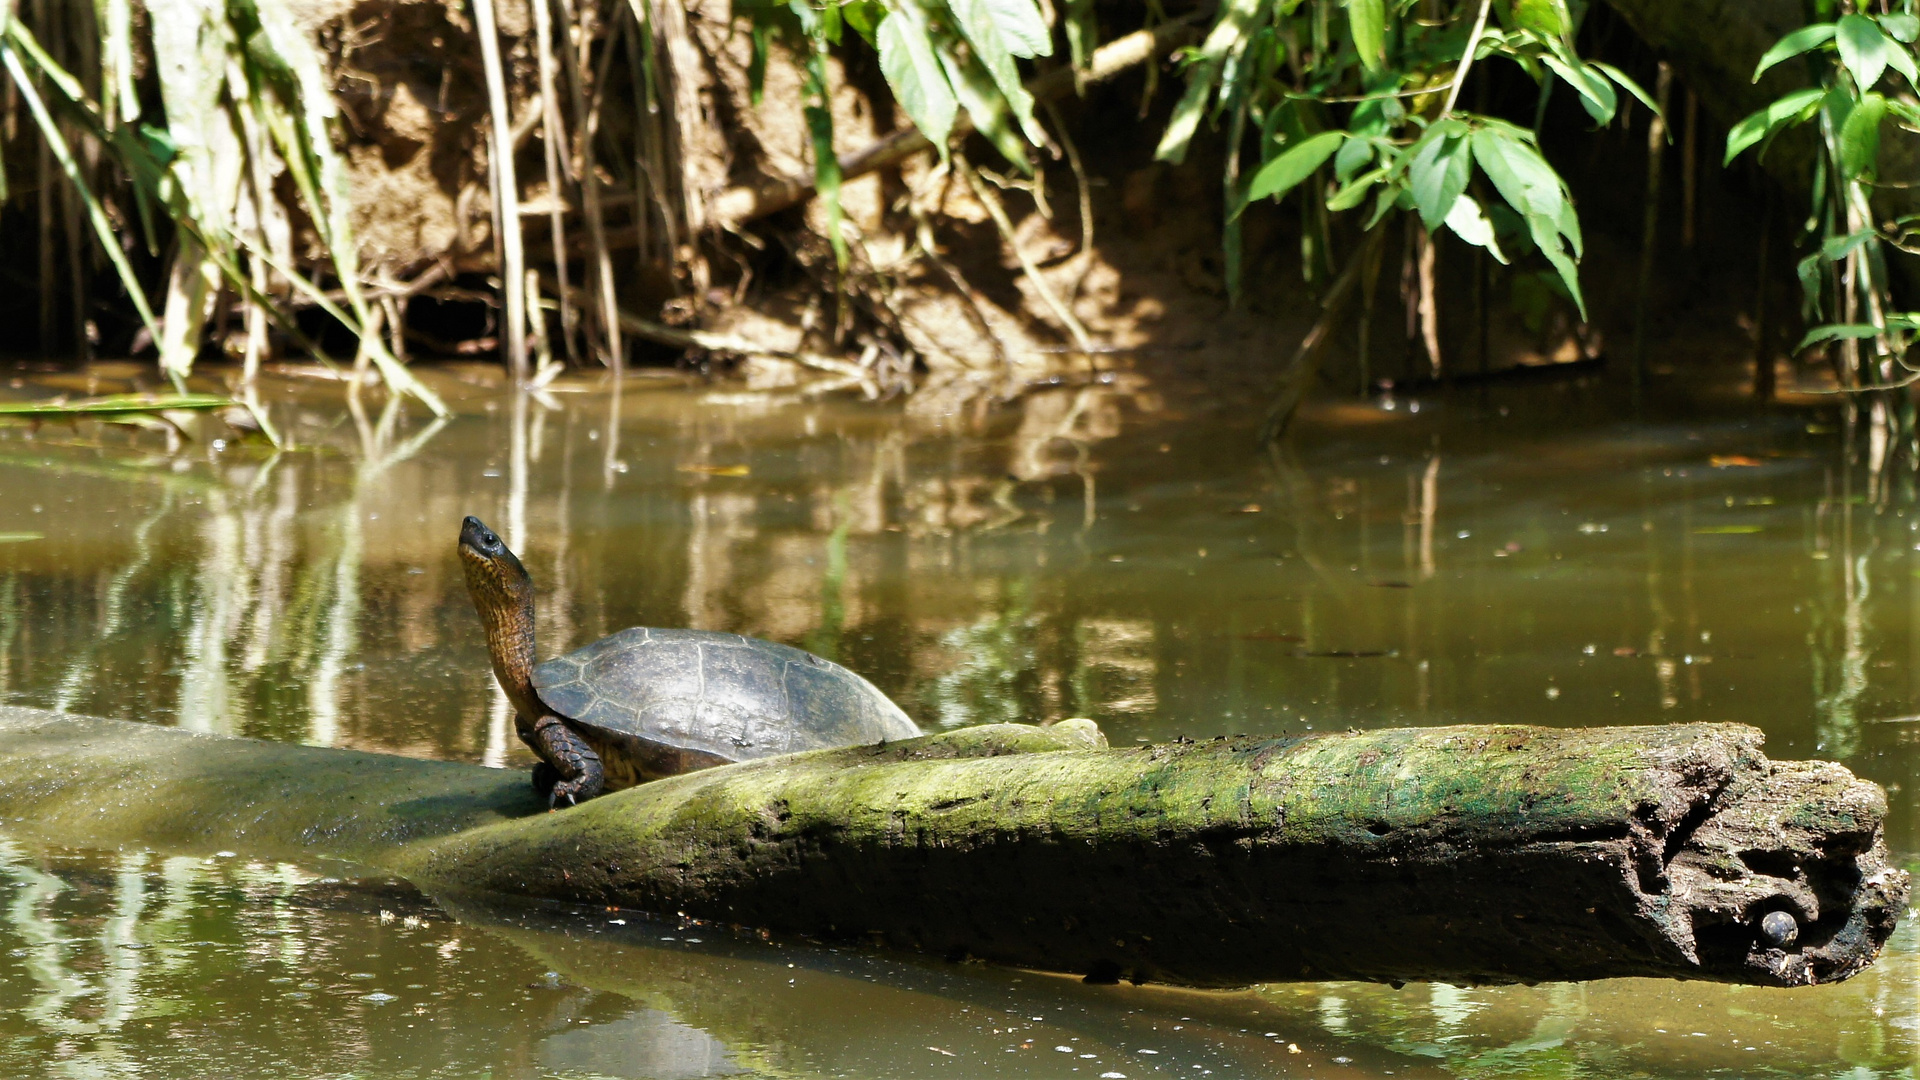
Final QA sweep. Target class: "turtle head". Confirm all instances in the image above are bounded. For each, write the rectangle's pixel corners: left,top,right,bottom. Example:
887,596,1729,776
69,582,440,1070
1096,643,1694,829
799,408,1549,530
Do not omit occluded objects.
459,516,540,719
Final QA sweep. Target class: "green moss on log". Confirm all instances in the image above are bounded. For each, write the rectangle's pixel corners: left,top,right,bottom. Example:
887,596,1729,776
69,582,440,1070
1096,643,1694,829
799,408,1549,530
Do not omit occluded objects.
0,707,1901,988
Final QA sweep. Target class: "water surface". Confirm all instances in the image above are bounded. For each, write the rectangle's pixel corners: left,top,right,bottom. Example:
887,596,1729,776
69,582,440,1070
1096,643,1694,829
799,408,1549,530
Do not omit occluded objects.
0,362,1915,1077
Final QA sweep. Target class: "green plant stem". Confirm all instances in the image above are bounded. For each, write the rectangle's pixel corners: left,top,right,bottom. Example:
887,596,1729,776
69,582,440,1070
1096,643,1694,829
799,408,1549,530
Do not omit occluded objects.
957,154,1095,354
1,39,159,347
1438,0,1492,118
472,0,530,381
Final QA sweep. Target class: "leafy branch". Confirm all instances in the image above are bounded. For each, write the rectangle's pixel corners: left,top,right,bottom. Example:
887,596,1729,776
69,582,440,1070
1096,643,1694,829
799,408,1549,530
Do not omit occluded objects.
1727,6,1920,387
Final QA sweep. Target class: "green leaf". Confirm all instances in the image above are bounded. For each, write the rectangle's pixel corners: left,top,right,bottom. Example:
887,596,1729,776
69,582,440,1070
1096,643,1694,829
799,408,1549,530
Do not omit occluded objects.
1407,122,1471,231
795,41,848,270
977,0,1053,58
4,20,87,103
1065,0,1097,69
1753,22,1837,80
1155,0,1265,164
1542,54,1617,123
1881,13,1920,43
747,24,770,105
1590,61,1661,115
1884,35,1919,88
937,47,1030,169
951,0,1045,143
842,0,883,44
1820,228,1876,264
1156,63,1219,164
808,104,846,268
1348,0,1386,73
1470,124,1560,221
1527,210,1586,318
0,41,161,340
1797,249,1825,315
1555,189,1583,258
877,12,957,159
1840,91,1886,177
1798,323,1883,349
1472,126,1585,316
1365,184,1400,230
1836,14,1890,91
0,393,233,416
1327,166,1387,210
1444,194,1508,263
1244,130,1344,204
1889,97,1920,130
1511,0,1570,40
1333,133,1374,180
1723,87,1825,163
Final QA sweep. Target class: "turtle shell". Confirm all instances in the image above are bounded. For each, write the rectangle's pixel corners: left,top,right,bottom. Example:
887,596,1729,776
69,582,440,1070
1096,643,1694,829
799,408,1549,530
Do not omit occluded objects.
531,627,920,783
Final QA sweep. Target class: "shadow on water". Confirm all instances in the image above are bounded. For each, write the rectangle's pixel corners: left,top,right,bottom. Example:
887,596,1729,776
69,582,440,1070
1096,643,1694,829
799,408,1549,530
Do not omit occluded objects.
3,362,1920,1076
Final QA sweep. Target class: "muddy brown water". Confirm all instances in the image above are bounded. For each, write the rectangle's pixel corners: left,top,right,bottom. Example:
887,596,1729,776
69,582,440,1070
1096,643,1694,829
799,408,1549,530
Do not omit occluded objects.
0,364,1916,1078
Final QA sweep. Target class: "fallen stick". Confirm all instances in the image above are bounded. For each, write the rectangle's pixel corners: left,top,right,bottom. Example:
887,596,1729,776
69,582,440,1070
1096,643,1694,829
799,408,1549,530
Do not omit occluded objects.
0,706,1901,988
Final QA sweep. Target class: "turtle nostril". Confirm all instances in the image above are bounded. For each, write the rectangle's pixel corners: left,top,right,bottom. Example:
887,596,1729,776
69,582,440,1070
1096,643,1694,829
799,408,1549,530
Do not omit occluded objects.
1759,909,1799,949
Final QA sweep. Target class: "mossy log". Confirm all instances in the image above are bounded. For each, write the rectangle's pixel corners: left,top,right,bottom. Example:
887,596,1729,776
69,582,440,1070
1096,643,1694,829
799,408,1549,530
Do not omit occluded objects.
0,706,1902,989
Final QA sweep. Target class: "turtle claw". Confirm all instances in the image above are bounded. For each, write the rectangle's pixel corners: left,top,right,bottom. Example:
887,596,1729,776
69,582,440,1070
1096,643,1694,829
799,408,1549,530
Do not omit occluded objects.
531,762,560,800
528,715,605,809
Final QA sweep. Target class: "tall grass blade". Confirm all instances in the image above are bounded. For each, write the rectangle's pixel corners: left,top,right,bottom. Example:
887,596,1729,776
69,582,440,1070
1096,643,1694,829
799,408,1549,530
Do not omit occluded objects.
1,38,160,346
472,0,530,380
531,0,577,363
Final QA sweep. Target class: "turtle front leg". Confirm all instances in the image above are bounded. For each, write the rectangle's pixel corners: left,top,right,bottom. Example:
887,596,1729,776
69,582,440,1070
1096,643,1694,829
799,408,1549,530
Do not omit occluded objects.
528,715,604,807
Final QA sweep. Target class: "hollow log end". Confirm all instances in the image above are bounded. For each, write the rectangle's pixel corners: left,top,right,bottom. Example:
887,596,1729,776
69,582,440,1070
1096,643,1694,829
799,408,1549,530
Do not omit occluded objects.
1668,754,1909,986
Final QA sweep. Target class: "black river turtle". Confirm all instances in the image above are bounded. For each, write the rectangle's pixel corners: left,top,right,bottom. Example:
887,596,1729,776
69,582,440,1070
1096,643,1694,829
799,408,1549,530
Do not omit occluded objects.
458,516,921,805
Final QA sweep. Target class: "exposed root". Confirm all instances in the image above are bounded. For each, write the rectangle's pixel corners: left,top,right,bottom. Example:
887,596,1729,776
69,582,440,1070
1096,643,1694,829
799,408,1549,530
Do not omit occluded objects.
957,152,1095,356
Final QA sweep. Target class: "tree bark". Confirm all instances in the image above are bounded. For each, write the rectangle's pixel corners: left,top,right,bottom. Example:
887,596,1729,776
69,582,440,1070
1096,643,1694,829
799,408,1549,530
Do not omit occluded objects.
0,706,1902,989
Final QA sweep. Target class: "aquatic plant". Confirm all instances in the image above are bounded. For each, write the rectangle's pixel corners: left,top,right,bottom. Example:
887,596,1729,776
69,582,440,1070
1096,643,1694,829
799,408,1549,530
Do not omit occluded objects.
1727,10,1920,395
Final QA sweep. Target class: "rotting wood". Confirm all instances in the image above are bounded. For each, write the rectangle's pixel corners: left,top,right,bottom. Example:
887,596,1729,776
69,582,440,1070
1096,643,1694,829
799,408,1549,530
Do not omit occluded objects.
0,706,1902,989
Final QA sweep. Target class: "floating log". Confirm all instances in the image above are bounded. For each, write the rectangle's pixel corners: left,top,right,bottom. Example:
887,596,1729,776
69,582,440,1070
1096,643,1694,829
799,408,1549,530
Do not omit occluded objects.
0,706,1901,988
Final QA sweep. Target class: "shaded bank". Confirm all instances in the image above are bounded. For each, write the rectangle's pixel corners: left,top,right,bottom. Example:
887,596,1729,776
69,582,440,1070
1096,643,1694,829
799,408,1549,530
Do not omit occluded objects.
0,706,1902,988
